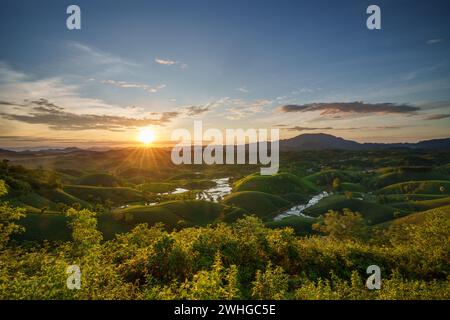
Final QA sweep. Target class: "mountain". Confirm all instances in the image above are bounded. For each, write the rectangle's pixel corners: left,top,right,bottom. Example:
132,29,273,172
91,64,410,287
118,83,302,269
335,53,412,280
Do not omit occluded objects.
280,133,362,151
280,133,450,151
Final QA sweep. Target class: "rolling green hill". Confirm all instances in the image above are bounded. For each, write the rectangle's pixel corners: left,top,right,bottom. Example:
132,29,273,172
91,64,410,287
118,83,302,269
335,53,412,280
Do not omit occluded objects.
77,173,122,187
304,169,361,187
63,185,144,205
377,180,450,195
376,205,450,228
266,216,316,235
234,173,318,195
372,166,450,188
15,200,249,241
223,191,290,219
103,200,248,238
6,188,89,213
389,197,450,212
303,195,400,224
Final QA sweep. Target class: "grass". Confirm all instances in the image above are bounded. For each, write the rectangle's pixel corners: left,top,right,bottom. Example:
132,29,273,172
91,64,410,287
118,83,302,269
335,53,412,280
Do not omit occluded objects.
7,193,57,211
304,169,361,187
223,191,290,219
77,173,121,187
375,205,450,228
15,213,71,242
303,195,401,225
341,182,366,192
372,166,450,188
234,172,319,195
63,185,144,205
16,200,249,241
377,180,450,195
103,200,248,238
137,182,177,193
389,197,450,212
266,216,316,235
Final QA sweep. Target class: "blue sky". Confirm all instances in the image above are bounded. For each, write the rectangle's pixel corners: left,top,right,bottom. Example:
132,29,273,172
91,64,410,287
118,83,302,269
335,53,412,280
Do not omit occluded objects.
0,0,449,147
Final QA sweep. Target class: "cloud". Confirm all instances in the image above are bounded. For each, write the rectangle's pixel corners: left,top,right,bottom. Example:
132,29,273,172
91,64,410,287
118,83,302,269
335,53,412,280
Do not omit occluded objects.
291,87,318,95
0,99,179,131
184,105,211,116
424,113,450,120
155,58,177,65
155,57,187,69
278,102,420,115
221,98,272,120
285,125,409,132
0,63,120,115
101,79,166,93
67,41,138,67
426,38,444,45
287,126,334,131
236,87,249,93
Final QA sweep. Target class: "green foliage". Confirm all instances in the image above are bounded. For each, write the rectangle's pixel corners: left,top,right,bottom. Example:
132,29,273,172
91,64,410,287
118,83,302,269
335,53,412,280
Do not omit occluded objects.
312,209,367,240
66,208,103,252
0,180,25,249
0,207,449,299
223,191,290,219
252,263,289,299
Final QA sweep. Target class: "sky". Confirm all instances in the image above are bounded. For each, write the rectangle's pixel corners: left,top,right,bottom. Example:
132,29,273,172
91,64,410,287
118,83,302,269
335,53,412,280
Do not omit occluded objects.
0,0,450,149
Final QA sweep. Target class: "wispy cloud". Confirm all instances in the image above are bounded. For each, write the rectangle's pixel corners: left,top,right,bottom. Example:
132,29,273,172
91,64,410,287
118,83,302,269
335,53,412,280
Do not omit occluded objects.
278,102,420,115
426,38,444,45
424,113,450,120
0,63,117,114
236,87,249,93
101,79,166,93
221,98,272,120
155,57,187,69
291,87,319,95
184,105,211,116
68,41,139,66
285,125,411,132
155,58,177,65
0,99,179,131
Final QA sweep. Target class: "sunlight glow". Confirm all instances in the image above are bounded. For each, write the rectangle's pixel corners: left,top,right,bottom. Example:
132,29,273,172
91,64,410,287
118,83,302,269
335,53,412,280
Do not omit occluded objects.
138,128,156,145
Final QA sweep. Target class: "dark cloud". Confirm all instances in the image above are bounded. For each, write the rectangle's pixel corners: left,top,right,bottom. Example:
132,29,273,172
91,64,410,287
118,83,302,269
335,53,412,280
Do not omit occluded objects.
285,125,409,132
424,114,450,120
0,99,180,131
0,100,26,107
287,126,334,131
185,105,210,116
279,102,420,115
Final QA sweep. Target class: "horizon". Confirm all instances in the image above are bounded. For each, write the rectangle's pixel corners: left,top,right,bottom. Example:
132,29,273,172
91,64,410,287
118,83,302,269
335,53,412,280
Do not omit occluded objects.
1,132,450,152
1,0,450,148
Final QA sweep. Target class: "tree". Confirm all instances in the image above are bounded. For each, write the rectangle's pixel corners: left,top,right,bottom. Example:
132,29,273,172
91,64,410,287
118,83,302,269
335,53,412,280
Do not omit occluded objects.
252,263,289,300
0,179,25,248
312,209,367,241
332,178,341,191
65,208,103,252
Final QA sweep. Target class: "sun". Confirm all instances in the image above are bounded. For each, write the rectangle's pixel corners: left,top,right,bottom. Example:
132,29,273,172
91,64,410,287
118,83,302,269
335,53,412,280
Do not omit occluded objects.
138,128,156,145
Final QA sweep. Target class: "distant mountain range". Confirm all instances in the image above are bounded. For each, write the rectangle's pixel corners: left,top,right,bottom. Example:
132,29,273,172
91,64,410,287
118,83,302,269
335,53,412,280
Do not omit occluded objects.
280,133,450,151
0,134,449,156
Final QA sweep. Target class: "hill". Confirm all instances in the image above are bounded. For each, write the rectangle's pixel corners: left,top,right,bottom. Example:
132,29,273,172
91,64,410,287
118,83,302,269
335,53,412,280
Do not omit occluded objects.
223,191,290,218
63,185,144,205
77,173,122,187
279,134,450,151
234,173,319,195
377,180,450,195
303,195,400,224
